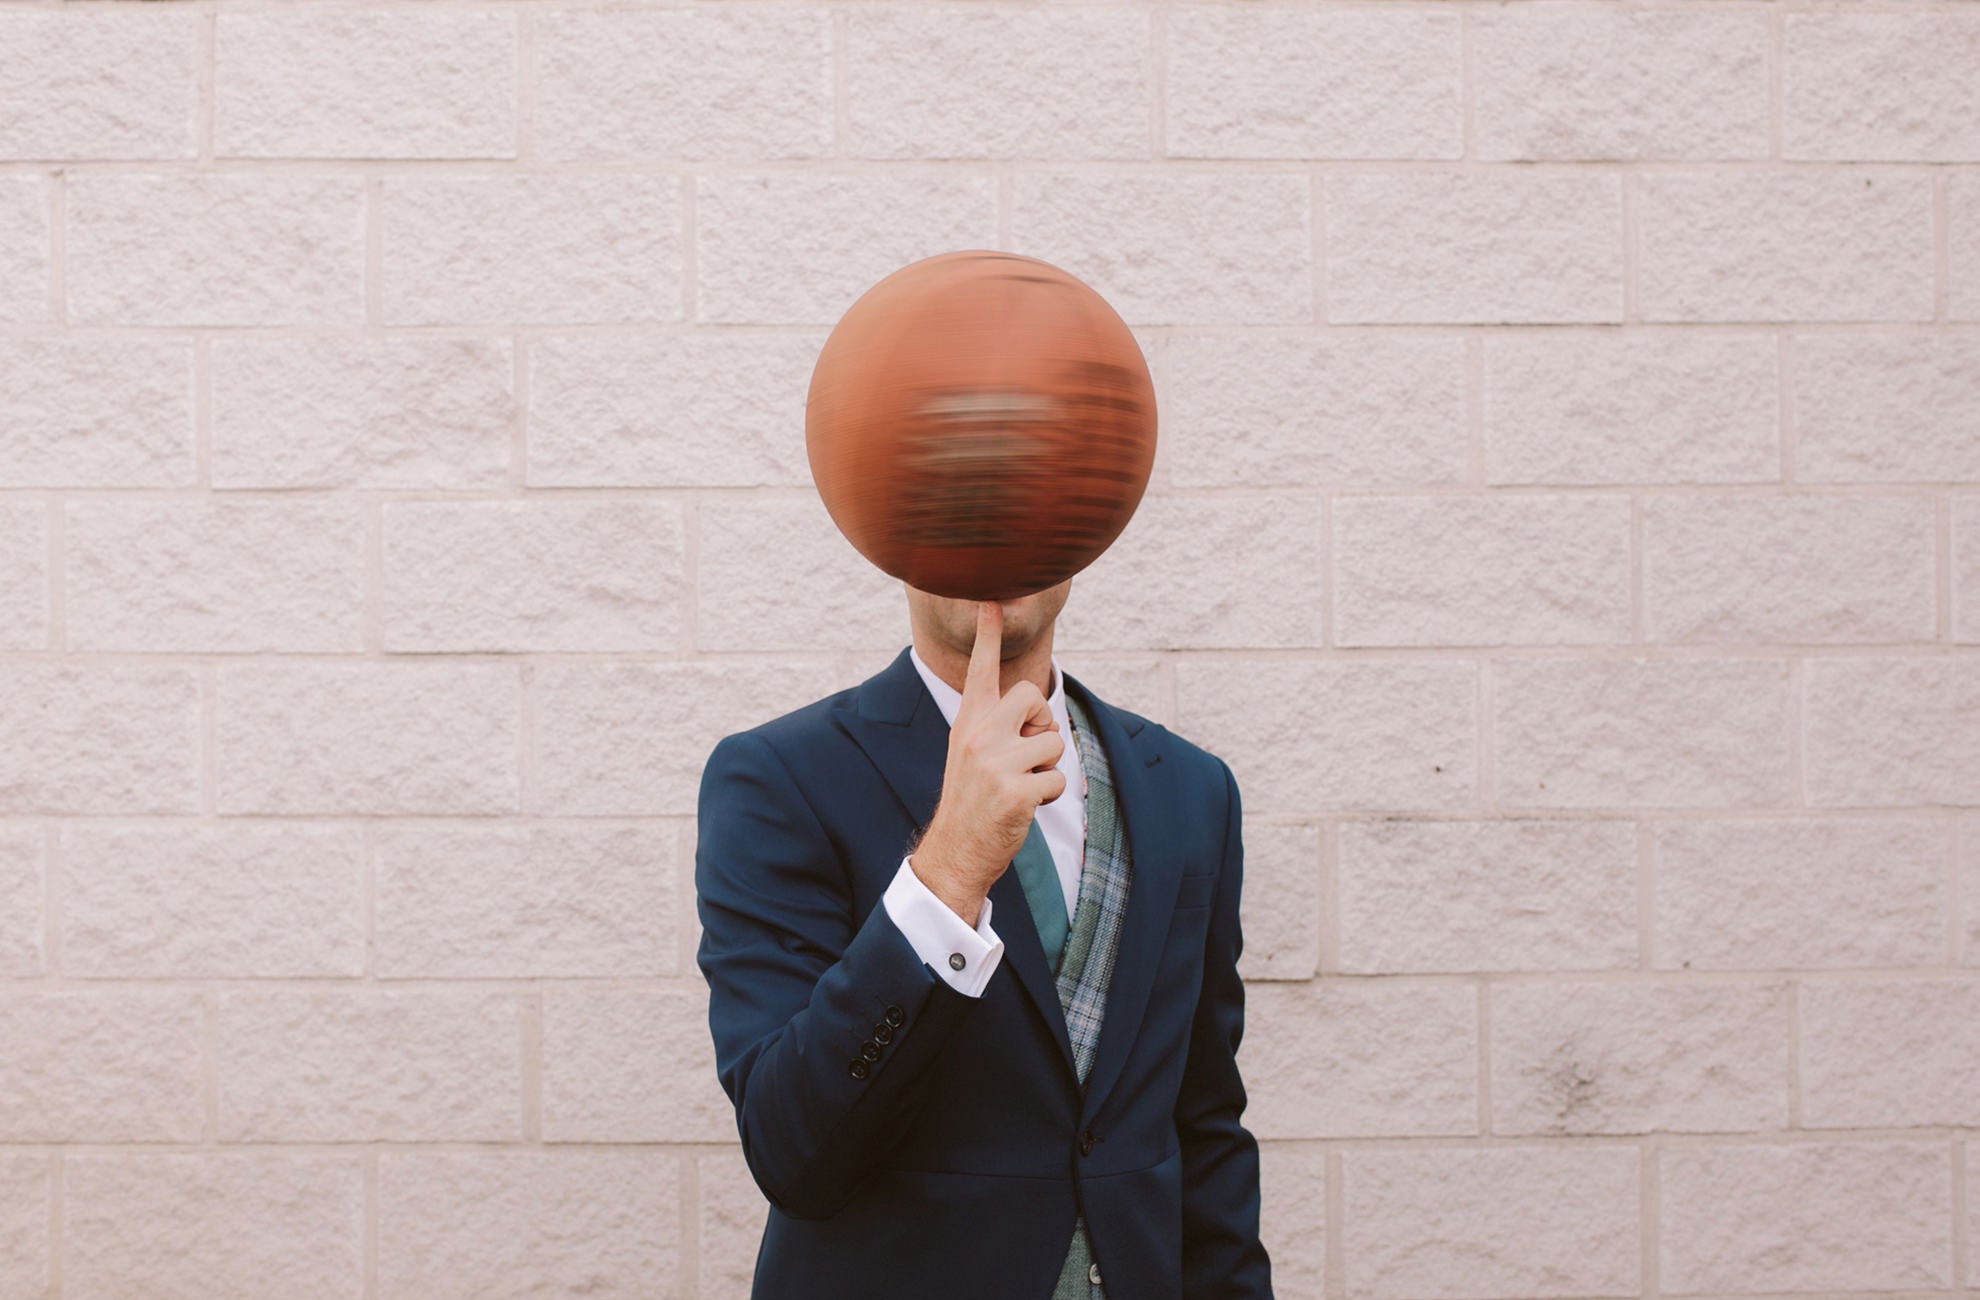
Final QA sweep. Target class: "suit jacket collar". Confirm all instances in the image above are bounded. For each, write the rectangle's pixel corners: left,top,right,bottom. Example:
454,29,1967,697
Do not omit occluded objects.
833,645,1183,1124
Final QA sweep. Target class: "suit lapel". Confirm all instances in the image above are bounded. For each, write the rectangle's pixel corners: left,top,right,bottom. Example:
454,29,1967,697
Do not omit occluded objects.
831,645,1182,1120
1062,667,1180,1125
833,647,1076,1079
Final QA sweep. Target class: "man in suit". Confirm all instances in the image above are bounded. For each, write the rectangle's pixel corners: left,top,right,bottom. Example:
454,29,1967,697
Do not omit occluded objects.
695,577,1271,1300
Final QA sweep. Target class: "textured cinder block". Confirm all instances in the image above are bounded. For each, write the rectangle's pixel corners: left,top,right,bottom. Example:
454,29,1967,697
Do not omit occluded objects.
1013,171,1312,324
1337,818,1637,974
66,497,366,653
377,1150,678,1300
1958,489,1980,642
0,337,192,488
1341,1144,1640,1300
1805,656,1980,806
0,665,200,816
1160,331,1467,488
374,823,677,978
848,6,1150,159
1175,656,1477,816
0,992,203,1142
1257,1143,1326,1300
0,498,46,652
695,496,907,653
1790,332,1980,482
1965,821,1980,967
1166,8,1460,160
537,7,831,161
698,1148,769,1300
1799,977,1980,1128
1235,822,1322,982
214,662,521,816
1482,329,1778,485
540,986,734,1142
381,498,687,653
696,173,996,324
0,1155,50,1300
1239,980,1477,1138
211,335,513,490
61,822,364,978
0,9,194,161
380,174,683,326
1493,657,1793,808
527,331,822,488
1055,494,1325,650
1489,979,1790,1135
215,10,515,159
216,988,522,1142
530,658,849,816
1971,1139,1980,1286
1784,13,1980,162
1653,817,1949,971
1955,174,1980,320
1660,1141,1954,1293
67,173,364,327
1326,171,1623,324
64,1153,363,1300
0,177,48,325
1637,172,1933,322
0,829,39,978
1642,494,1935,643
1474,8,1767,161
1333,492,1631,647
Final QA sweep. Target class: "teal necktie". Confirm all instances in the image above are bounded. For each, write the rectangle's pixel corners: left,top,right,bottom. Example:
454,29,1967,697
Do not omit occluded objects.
1009,818,1069,975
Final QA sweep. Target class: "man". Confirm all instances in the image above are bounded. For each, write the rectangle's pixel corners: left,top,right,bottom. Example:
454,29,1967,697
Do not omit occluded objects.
694,577,1271,1300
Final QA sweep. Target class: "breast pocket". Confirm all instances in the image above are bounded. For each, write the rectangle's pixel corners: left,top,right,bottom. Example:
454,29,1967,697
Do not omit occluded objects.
1173,870,1217,910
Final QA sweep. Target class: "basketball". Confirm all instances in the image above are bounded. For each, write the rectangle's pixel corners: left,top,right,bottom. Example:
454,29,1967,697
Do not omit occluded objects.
805,250,1158,603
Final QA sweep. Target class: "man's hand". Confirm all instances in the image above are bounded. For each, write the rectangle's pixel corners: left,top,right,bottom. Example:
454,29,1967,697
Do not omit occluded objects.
909,601,1067,926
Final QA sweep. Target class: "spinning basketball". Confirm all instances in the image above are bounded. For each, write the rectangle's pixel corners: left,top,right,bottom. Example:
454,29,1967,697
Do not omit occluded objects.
806,251,1158,602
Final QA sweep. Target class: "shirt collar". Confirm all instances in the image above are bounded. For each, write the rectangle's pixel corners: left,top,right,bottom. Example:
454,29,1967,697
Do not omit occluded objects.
908,641,1067,731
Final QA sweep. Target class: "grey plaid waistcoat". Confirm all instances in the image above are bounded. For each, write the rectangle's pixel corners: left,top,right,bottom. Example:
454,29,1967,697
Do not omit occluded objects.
1036,688,1132,1300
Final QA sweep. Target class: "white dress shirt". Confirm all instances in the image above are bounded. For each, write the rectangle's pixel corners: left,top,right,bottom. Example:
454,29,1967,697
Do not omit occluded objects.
879,644,1088,998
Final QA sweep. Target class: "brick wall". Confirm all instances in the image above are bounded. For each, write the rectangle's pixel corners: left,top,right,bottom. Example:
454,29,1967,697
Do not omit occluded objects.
1,1,1977,1296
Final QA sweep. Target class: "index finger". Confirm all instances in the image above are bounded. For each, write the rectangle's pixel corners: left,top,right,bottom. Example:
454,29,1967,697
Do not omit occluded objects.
962,600,1002,710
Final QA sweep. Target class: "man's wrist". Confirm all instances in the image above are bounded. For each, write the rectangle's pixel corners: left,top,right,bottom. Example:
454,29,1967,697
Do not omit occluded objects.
907,840,988,929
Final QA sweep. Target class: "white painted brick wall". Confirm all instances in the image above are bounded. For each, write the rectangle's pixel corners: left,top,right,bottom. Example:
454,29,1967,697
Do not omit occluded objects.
0,1,1975,1296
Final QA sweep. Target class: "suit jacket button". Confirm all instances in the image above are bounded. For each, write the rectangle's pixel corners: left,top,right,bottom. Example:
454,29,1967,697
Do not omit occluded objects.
884,1004,905,1027
873,1022,895,1045
849,1059,870,1080
859,1040,881,1062
1078,1129,1095,1156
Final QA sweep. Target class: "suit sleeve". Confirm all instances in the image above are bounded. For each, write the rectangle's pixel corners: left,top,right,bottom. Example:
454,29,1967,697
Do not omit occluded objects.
1175,757,1274,1299
695,729,985,1220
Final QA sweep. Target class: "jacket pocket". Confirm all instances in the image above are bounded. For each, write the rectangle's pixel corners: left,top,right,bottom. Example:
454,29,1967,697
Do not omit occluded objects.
1173,870,1217,910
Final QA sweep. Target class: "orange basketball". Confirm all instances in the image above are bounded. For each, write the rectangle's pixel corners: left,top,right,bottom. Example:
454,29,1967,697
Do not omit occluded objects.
805,250,1158,602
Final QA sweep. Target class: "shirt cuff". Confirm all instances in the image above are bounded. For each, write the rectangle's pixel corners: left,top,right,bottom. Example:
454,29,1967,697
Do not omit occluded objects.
883,854,1004,998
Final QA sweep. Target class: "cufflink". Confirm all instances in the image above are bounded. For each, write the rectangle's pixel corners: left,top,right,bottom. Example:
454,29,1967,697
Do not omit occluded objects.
948,952,965,971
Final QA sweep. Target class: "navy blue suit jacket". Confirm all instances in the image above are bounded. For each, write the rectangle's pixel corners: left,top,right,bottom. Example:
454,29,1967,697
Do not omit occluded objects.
694,645,1272,1300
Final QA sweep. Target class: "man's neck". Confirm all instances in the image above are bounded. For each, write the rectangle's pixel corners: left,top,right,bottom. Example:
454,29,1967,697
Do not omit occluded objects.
911,627,1057,703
